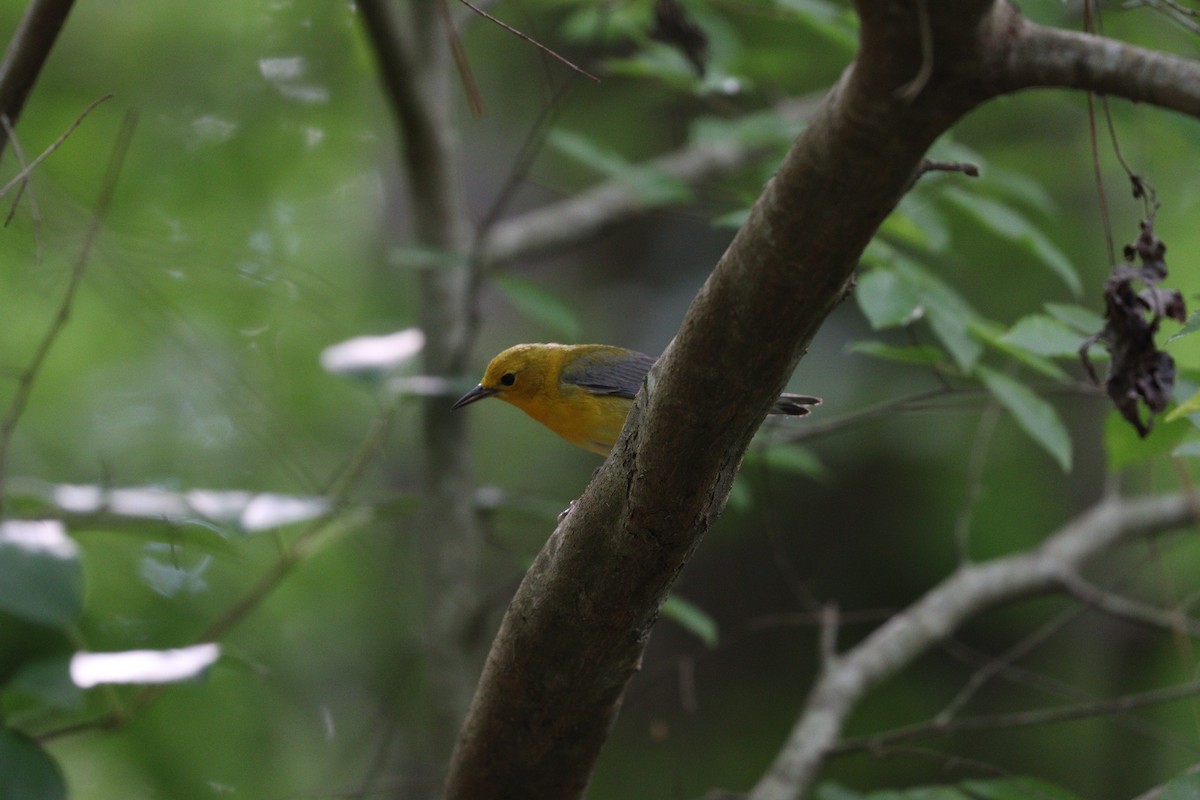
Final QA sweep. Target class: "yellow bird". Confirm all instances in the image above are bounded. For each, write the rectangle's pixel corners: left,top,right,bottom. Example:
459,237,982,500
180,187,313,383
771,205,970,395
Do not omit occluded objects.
452,343,820,455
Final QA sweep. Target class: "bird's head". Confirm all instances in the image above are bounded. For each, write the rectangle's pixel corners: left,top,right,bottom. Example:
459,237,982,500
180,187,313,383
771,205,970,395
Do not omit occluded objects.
452,343,562,412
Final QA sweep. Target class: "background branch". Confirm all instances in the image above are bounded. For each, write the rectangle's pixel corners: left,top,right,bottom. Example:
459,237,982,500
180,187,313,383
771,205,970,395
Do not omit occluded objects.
478,94,821,268
357,0,487,773
750,492,1196,800
0,109,132,510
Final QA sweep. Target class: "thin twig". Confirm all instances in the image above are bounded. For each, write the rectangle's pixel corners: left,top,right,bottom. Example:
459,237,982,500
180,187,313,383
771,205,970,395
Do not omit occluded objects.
438,0,484,117
952,400,1001,563
1,113,44,263
1130,760,1200,800
834,679,1200,754
456,0,600,82
750,493,1197,800
937,609,1083,724
1061,571,1200,638
1082,1,1117,266
919,159,980,178
0,107,132,511
37,406,398,743
0,93,112,200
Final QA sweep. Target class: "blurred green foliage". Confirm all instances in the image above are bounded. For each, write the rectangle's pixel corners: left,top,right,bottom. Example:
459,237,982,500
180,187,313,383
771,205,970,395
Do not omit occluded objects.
2,0,1200,798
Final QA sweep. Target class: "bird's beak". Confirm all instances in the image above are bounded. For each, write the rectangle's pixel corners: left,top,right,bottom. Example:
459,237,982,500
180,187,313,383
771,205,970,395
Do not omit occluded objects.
451,384,498,410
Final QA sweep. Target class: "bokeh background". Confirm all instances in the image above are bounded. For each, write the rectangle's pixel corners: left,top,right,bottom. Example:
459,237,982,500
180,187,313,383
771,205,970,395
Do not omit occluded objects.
2,0,1200,798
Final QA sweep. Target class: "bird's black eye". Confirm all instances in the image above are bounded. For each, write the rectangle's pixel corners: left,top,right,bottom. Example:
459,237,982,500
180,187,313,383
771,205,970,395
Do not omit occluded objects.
500,372,516,386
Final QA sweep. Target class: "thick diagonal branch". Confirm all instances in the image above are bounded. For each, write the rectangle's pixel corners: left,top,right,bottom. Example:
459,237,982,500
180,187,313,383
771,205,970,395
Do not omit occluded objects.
445,1,1200,797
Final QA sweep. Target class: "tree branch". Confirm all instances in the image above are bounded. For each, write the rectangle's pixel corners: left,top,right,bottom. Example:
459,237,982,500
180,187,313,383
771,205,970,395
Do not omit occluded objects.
0,109,132,510
477,95,821,268
357,0,486,769
445,1,1200,796
0,0,76,159
446,1,1004,796
987,13,1200,119
750,493,1196,800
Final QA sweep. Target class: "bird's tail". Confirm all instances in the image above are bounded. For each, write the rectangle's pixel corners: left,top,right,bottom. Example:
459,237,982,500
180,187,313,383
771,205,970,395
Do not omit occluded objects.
770,393,822,416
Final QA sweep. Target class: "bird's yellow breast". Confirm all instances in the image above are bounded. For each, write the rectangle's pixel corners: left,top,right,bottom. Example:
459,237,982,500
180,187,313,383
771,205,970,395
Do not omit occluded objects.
502,385,632,456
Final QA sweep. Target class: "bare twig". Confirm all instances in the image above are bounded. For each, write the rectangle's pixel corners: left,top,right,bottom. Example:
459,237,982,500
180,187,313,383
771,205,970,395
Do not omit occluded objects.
478,93,821,268
1060,571,1200,638
37,406,396,743
952,400,1001,563
937,609,1082,723
918,158,980,178
750,493,1197,800
456,0,600,82
0,107,131,510
1131,761,1200,800
438,0,483,117
0,93,113,200
834,679,1200,754
1,113,43,262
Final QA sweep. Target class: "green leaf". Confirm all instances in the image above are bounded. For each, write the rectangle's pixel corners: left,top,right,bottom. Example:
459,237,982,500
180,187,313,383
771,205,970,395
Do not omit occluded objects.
494,276,582,341
976,366,1072,471
1159,772,1200,800
961,776,1082,799
1001,314,1091,358
559,2,645,44
748,443,826,480
847,341,948,367
890,259,983,370
1102,409,1189,470
856,268,922,330
814,784,866,800
8,656,82,711
929,307,982,371
710,208,750,229
386,245,467,272
942,188,1081,296
971,320,1069,381
548,128,693,205
1165,388,1200,423
878,208,933,252
689,110,798,149
603,48,698,89
895,192,951,253
661,594,719,648
1168,307,1200,343
0,521,83,629
1045,302,1105,335
764,0,857,49
549,128,631,176
982,168,1058,215
621,166,694,206
0,729,67,800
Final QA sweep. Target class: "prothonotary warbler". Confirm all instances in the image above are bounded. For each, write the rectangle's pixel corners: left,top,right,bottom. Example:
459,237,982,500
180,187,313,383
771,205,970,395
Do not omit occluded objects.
452,343,821,455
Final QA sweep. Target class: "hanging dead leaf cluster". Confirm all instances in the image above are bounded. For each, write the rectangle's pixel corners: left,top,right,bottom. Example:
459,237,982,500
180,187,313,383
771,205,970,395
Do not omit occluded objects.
1082,218,1185,437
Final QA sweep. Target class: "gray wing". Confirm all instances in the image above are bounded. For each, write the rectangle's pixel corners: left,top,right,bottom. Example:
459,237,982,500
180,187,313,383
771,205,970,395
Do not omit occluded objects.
561,349,657,399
